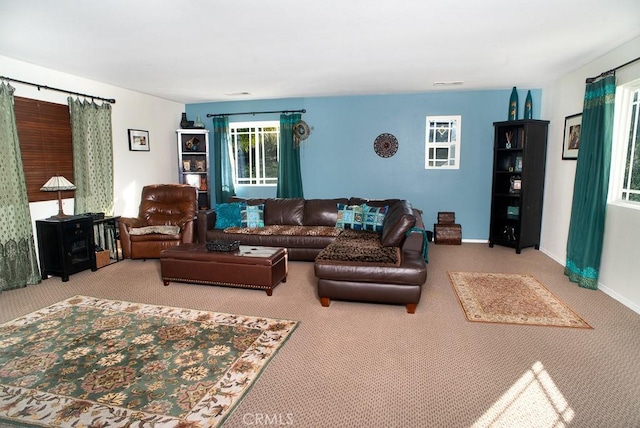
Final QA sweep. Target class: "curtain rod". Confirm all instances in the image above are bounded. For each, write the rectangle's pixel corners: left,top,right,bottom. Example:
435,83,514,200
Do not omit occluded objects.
586,55,640,83
0,75,116,104
206,109,305,118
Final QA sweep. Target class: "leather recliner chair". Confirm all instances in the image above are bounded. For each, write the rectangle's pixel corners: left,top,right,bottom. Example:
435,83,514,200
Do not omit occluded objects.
118,184,198,259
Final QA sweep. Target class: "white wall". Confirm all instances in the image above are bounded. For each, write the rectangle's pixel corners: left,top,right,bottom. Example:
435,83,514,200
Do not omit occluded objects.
540,36,640,313
0,55,185,238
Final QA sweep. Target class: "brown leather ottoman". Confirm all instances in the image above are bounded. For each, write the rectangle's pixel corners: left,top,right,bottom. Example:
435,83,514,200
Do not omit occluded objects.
160,243,287,295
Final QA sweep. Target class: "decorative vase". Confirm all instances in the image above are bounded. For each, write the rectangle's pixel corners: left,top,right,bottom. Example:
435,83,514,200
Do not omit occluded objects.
194,115,205,129
180,112,189,129
508,87,518,120
523,90,533,119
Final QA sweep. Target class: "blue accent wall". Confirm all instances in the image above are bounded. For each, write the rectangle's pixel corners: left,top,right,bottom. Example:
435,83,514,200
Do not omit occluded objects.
187,88,542,240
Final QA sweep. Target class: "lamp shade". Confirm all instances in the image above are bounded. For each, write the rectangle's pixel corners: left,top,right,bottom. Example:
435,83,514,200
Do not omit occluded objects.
40,176,76,191
40,176,76,218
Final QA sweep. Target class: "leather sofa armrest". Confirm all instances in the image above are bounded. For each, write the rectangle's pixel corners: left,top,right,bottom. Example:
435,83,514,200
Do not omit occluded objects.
197,209,216,244
118,217,147,259
178,217,196,244
402,209,427,254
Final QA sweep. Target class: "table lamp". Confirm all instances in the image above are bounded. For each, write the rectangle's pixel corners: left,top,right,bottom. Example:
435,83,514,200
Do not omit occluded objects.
40,176,76,219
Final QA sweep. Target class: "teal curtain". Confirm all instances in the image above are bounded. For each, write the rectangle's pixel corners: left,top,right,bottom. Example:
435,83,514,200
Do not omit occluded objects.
0,83,41,291
565,74,616,289
212,116,236,204
68,98,114,215
277,113,304,198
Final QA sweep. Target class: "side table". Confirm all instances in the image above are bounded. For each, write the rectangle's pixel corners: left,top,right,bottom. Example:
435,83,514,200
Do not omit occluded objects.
36,215,96,282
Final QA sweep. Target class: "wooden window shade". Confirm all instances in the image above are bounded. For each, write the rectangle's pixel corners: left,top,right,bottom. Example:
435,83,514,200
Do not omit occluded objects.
14,96,74,203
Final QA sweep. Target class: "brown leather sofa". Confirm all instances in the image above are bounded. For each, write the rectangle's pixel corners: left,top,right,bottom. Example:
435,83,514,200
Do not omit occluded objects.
197,197,428,313
119,184,198,259
198,197,356,261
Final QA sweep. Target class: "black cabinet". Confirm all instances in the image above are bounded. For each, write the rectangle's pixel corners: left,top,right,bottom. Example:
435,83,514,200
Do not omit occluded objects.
489,119,549,253
36,215,96,281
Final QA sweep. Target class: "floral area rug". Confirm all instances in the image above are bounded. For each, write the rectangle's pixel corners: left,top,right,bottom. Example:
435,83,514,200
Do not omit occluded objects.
448,272,592,328
0,295,299,427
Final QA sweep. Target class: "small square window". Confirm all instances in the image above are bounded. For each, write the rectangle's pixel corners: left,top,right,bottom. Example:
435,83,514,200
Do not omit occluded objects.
425,115,461,169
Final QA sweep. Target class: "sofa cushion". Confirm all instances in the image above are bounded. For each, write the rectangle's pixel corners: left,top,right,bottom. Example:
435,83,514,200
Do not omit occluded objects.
361,204,388,233
316,229,400,265
264,198,305,226
215,202,244,228
336,204,364,230
381,200,416,247
241,203,265,228
304,198,349,226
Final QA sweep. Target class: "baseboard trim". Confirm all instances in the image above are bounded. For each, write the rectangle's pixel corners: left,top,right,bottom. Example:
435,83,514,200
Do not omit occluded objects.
539,247,640,315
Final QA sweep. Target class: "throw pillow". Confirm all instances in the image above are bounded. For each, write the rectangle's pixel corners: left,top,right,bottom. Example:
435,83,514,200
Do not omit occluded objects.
335,204,364,230
215,202,244,229
361,204,388,233
241,203,265,228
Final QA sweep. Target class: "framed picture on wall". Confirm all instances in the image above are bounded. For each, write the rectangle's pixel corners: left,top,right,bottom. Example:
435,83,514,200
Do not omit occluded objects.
562,114,582,160
128,129,150,152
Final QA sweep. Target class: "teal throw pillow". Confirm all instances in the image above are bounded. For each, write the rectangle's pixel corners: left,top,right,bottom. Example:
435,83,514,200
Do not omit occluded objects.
241,204,265,228
336,204,364,230
215,202,244,228
361,204,388,233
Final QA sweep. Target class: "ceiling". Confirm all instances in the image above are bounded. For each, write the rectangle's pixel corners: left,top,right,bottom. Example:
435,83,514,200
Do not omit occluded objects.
1,0,639,104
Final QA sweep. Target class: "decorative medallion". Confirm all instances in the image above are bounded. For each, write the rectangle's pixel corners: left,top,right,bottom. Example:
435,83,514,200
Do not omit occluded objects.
293,120,311,145
373,133,398,158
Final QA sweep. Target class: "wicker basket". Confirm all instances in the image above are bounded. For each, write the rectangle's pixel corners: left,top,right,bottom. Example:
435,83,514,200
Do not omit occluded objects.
206,240,240,252
95,250,111,268
434,224,462,245
437,212,456,224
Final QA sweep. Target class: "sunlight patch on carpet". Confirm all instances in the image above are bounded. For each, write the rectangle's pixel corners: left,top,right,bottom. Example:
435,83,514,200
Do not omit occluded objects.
472,361,575,427
0,295,298,427
448,272,592,328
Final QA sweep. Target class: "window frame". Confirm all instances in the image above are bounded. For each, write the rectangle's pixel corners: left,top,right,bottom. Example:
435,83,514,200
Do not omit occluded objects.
609,78,640,209
228,120,280,187
425,115,461,170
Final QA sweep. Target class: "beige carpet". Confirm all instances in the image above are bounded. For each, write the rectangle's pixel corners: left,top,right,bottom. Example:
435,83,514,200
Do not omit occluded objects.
448,272,592,328
1,243,640,427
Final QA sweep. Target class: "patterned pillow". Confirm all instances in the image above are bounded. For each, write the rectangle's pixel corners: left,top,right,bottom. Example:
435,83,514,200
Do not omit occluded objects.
241,204,265,228
361,204,388,233
214,202,244,229
335,204,364,230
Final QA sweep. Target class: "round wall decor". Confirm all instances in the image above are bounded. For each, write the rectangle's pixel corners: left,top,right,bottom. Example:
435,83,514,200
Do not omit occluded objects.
373,133,398,158
293,120,311,144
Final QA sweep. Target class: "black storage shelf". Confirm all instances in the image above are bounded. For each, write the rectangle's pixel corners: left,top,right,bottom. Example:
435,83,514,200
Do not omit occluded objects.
489,119,549,254
36,215,96,281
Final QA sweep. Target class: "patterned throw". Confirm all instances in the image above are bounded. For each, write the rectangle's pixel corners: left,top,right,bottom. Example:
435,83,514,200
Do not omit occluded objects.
448,272,592,328
0,296,298,427
316,229,400,265
224,225,342,237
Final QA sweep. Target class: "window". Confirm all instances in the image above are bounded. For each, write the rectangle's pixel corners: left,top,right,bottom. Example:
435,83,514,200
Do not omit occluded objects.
611,79,640,206
14,97,74,202
425,115,461,169
229,121,279,186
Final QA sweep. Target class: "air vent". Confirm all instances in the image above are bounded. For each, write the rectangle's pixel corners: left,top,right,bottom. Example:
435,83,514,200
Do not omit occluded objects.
433,81,464,86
